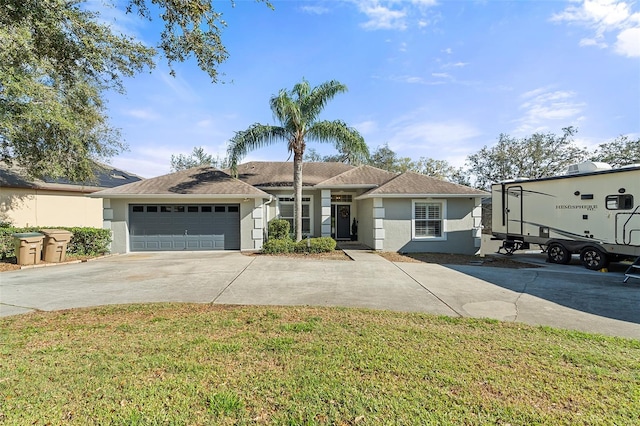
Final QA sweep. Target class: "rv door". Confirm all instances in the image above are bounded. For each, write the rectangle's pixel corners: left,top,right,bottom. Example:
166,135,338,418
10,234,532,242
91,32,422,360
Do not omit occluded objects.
505,185,524,237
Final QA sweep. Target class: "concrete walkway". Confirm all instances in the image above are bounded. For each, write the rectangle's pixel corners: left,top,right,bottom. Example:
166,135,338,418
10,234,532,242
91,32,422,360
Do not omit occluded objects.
1,251,638,339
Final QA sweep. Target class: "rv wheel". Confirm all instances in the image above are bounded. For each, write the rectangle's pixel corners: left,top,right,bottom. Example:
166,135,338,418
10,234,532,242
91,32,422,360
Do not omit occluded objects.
580,247,609,270
547,243,570,264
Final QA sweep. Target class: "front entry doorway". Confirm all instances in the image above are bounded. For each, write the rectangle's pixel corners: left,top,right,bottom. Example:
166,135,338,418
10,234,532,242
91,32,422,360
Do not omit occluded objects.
332,204,351,240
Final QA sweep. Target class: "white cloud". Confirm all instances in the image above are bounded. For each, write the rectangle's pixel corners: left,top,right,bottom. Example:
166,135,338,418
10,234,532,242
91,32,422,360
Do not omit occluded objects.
360,5,407,30
388,119,482,155
111,145,178,178
158,73,200,102
351,0,437,31
353,120,379,134
300,5,330,15
431,72,451,79
615,26,640,56
386,74,447,85
514,88,586,134
125,109,160,120
551,0,640,57
196,119,213,128
442,61,469,68
110,156,168,179
579,37,608,48
404,76,426,83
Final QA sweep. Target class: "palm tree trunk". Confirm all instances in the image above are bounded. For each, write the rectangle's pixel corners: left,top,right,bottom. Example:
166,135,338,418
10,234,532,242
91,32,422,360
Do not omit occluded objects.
293,152,303,242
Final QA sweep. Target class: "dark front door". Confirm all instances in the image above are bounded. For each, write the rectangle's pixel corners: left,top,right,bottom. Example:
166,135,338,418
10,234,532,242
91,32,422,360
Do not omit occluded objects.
335,204,351,240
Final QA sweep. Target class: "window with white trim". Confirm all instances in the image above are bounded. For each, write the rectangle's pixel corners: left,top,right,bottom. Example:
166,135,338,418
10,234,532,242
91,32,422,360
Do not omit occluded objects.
413,200,446,240
278,197,312,235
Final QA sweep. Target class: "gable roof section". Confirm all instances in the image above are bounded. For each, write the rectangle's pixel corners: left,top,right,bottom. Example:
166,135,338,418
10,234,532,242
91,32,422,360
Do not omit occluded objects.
91,167,269,198
357,171,488,199
231,162,354,187
315,165,398,188
0,161,142,193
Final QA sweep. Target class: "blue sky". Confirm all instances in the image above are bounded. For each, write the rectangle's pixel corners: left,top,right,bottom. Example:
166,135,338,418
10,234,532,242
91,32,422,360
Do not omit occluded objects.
99,0,640,178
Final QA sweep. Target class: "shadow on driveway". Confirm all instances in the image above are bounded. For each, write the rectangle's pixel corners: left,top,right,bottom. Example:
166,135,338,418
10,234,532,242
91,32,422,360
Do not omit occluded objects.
444,253,640,326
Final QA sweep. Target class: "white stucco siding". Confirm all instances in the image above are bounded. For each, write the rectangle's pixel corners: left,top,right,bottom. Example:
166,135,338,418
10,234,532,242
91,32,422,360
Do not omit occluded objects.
310,189,322,237
105,197,259,253
356,198,374,249
381,198,479,254
108,198,129,253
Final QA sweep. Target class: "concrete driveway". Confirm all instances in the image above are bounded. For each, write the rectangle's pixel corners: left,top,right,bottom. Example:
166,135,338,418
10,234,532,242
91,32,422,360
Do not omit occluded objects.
1,251,638,339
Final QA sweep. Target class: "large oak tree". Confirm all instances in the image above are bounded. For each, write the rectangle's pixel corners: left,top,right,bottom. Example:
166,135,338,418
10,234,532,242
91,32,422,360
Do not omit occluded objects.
1,0,269,181
466,127,588,190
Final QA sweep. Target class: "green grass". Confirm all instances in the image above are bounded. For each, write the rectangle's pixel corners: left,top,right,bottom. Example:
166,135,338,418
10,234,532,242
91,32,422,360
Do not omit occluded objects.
1,304,638,425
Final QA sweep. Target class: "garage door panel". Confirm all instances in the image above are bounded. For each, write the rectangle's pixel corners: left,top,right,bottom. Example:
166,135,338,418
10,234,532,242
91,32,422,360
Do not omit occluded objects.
129,204,240,251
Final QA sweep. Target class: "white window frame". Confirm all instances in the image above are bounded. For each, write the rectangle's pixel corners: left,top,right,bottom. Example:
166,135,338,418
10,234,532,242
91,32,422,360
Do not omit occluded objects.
277,195,314,236
412,199,447,241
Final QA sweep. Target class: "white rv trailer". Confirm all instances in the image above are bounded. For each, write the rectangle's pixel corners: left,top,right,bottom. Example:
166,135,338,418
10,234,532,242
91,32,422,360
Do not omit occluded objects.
491,163,640,270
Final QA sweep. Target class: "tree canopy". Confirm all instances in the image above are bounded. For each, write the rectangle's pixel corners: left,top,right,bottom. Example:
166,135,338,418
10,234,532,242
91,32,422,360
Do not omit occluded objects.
1,0,269,181
170,147,228,171
228,79,368,241
465,127,588,189
365,143,469,185
589,135,640,168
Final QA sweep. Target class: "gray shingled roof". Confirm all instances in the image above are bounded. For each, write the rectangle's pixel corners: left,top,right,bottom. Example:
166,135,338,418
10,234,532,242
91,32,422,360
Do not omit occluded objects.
89,163,487,199
91,167,268,198
315,165,398,188
0,161,141,193
231,162,354,187
358,171,488,198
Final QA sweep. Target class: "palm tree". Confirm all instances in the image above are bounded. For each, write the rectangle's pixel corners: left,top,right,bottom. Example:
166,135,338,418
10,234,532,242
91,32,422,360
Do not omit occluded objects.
228,79,369,242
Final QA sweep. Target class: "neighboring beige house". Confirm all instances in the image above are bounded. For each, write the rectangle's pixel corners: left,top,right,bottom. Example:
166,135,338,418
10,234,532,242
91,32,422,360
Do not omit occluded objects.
91,162,488,254
0,162,142,227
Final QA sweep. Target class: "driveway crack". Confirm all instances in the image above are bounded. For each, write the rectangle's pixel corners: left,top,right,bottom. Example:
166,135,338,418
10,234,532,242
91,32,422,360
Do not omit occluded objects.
210,257,257,304
512,271,538,322
392,262,464,317
0,303,42,313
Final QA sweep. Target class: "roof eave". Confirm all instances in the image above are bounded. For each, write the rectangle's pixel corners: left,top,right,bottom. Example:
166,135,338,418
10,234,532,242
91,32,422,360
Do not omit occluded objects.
356,193,488,200
89,193,269,199
4,183,105,193
314,184,378,189
254,185,318,190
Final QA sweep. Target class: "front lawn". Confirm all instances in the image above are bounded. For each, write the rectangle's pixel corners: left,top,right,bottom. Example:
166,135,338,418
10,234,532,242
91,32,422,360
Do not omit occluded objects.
1,304,638,425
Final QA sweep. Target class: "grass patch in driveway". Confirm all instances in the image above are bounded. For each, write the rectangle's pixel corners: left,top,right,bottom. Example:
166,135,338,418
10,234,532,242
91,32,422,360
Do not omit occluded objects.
1,304,638,425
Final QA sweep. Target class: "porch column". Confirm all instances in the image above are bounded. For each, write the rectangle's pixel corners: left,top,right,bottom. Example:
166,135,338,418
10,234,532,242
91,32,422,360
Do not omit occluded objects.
373,198,385,250
252,198,265,250
321,189,331,237
472,197,483,249
102,198,113,229
102,198,113,251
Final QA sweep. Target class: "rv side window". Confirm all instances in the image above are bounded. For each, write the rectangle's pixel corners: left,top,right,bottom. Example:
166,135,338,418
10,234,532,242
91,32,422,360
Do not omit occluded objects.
605,194,634,210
